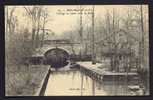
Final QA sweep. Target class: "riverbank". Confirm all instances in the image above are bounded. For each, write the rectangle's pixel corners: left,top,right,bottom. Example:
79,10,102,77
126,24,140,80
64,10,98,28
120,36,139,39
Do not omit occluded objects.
5,64,50,96
77,61,148,96
77,61,138,76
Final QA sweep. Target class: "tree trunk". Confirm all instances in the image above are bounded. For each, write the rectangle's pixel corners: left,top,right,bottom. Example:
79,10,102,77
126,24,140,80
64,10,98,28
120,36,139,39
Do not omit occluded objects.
41,17,46,47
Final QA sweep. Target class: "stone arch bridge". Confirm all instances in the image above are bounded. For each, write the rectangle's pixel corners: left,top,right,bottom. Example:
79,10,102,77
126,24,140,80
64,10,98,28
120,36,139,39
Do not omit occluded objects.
26,39,91,66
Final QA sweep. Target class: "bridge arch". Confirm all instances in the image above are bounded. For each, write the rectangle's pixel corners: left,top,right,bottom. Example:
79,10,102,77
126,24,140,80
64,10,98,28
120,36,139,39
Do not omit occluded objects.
44,46,72,55
44,47,70,68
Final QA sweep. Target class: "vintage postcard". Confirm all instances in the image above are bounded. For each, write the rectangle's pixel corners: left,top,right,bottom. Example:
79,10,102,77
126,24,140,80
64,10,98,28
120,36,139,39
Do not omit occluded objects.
5,5,149,96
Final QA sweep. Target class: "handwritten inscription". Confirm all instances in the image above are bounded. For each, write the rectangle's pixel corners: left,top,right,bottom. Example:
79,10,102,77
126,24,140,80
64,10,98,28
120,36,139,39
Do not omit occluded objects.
69,88,86,90
56,8,93,15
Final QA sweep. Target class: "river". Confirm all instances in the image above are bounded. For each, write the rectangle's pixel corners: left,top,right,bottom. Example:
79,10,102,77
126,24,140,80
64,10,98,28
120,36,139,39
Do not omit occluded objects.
44,66,132,96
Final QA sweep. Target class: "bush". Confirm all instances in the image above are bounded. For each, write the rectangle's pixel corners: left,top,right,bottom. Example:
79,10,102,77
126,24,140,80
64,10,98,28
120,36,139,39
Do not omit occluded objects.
137,66,149,94
5,29,34,95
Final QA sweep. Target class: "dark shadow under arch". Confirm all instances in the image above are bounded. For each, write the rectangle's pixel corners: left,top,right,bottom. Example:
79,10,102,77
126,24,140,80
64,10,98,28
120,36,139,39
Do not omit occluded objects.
44,48,69,69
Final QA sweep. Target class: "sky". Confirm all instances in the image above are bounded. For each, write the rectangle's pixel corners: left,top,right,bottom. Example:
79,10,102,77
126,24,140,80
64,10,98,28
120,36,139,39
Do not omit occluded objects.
6,5,148,36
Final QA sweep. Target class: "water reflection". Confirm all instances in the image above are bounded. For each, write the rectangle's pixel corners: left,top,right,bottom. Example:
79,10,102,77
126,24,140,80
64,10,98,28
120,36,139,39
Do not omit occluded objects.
44,69,130,96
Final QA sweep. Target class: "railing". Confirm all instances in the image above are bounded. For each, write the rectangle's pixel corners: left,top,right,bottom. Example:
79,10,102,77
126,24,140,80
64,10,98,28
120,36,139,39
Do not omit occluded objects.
34,67,51,96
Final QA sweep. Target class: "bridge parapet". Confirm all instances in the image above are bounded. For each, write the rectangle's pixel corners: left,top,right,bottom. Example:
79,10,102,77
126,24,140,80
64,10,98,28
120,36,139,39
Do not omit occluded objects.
32,44,81,57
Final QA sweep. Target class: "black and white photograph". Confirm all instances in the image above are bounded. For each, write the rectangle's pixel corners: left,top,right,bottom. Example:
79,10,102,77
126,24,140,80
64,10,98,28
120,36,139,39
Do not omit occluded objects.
5,5,149,96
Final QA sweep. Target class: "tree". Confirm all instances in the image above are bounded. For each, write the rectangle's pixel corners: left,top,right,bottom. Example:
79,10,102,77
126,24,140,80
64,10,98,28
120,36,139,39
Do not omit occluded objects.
40,8,49,47
24,6,44,48
6,7,18,39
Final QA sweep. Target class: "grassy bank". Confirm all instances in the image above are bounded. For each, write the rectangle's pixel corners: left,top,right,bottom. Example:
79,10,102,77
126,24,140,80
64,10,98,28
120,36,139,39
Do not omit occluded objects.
5,64,50,96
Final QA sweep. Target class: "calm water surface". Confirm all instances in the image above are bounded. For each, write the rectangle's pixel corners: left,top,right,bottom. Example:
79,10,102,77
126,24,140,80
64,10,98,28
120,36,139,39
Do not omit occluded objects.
44,68,131,96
